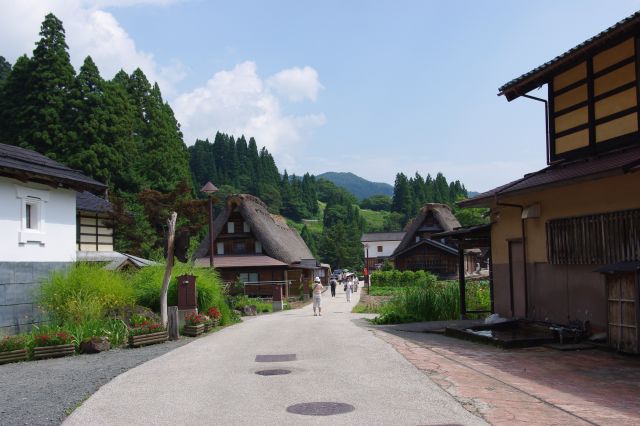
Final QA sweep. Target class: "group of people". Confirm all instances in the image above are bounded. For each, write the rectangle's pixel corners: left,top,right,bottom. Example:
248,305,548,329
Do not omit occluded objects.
311,274,360,316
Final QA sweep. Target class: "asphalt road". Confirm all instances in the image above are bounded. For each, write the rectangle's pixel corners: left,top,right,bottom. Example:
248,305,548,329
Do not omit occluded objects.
65,284,486,426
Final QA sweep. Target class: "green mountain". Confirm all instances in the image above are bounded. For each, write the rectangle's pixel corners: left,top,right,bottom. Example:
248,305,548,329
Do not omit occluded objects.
317,172,393,200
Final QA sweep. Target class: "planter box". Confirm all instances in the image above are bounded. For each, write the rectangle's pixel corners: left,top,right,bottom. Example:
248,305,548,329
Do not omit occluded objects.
203,322,211,333
33,344,75,360
0,348,28,365
183,324,204,337
129,331,168,348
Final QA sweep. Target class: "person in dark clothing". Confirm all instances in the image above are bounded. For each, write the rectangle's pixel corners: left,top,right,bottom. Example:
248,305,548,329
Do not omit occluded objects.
329,277,337,297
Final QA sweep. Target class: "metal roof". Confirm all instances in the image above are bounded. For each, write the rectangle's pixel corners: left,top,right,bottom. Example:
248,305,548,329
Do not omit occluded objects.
360,232,406,242
459,145,640,207
499,11,640,101
0,143,106,191
76,191,113,213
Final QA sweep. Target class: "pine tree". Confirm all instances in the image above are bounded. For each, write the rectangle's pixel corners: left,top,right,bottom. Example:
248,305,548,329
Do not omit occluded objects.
0,56,11,82
391,173,413,218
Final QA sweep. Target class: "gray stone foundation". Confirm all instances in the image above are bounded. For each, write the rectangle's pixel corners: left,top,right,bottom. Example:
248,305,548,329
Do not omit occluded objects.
0,262,71,335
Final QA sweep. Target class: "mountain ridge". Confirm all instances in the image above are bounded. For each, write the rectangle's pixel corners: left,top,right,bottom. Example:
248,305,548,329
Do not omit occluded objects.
317,172,393,200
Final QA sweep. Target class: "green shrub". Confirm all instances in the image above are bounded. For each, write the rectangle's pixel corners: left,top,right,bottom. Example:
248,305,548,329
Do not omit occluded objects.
231,295,273,313
65,318,129,348
370,270,437,288
129,264,232,325
0,335,27,352
39,263,135,325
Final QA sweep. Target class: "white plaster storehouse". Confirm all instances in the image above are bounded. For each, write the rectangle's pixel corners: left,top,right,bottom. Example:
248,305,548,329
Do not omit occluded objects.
0,143,106,334
361,232,405,270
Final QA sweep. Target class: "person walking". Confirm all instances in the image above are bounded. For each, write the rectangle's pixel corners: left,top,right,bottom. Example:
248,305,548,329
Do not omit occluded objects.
353,275,359,293
345,277,353,303
329,276,337,297
312,277,324,316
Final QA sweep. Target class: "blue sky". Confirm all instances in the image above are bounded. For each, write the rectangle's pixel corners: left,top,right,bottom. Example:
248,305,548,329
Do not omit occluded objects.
2,1,640,191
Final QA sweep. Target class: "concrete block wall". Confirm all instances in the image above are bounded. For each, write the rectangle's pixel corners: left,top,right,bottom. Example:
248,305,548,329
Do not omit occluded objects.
0,262,71,335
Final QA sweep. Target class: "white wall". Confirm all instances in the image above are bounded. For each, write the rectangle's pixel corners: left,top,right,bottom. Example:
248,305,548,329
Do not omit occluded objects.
363,240,402,258
0,177,77,262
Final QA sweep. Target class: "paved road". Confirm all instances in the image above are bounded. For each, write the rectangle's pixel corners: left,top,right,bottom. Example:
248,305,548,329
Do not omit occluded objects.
66,284,485,426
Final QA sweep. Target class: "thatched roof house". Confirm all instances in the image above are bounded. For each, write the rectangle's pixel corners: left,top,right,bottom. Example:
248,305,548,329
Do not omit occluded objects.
390,203,462,278
193,194,313,265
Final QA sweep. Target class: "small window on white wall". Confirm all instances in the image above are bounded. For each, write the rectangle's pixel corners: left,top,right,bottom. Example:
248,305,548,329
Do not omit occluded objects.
255,241,262,254
216,242,224,255
227,222,235,233
16,186,49,244
243,222,250,232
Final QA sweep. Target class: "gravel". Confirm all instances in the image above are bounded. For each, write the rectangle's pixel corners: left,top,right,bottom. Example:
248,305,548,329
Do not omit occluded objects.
0,338,191,425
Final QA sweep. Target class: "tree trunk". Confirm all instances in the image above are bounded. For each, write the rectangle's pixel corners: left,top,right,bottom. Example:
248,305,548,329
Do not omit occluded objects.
160,212,177,327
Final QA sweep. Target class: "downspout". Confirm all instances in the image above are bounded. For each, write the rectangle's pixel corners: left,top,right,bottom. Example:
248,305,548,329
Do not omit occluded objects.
521,94,551,166
495,199,529,319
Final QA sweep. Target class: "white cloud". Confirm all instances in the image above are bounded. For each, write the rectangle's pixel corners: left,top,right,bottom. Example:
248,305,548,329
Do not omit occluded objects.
0,0,184,96
267,66,323,102
174,61,326,157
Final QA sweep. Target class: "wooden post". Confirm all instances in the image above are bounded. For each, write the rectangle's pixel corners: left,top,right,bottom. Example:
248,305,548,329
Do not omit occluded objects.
458,247,467,319
168,306,179,341
161,212,177,327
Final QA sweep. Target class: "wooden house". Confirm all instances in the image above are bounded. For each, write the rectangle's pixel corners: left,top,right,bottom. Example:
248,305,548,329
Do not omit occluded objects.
193,194,320,298
390,204,464,279
460,12,640,352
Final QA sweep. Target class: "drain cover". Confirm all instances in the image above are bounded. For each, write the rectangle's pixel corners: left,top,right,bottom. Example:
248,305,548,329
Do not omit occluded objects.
256,369,291,376
286,402,355,416
255,354,296,362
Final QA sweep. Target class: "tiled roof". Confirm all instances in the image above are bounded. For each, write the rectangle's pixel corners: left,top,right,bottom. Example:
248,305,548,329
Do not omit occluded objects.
459,145,640,207
0,143,105,191
360,232,406,242
76,191,113,213
194,255,288,268
499,11,640,101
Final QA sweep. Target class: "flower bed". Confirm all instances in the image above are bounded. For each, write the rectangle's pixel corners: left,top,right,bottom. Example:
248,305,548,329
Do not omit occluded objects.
128,320,167,347
0,336,28,365
183,312,206,336
32,332,74,360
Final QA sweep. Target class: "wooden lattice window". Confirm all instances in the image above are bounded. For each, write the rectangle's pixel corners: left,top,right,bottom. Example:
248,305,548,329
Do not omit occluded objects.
546,209,640,264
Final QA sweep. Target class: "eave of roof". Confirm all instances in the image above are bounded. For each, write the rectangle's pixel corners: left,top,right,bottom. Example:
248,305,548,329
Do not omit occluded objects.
0,143,106,191
458,145,640,208
194,255,288,268
499,11,640,101
360,232,406,242
76,190,113,213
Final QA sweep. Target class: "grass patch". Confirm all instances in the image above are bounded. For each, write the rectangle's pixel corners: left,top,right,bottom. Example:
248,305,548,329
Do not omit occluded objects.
373,280,491,324
368,286,403,296
230,295,273,313
359,208,389,232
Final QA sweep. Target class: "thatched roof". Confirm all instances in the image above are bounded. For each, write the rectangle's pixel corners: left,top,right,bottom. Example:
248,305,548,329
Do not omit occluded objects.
392,203,461,256
192,194,314,265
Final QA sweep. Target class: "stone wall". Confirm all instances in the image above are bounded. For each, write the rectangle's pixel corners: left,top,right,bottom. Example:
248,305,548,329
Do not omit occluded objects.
0,262,71,335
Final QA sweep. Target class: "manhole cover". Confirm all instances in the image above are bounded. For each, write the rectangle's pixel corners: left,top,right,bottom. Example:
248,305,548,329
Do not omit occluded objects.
256,369,291,376
255,354,296,362
286,402,355,416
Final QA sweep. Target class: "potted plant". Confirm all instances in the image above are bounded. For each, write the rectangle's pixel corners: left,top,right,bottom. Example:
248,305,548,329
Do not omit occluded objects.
0,335,28,364
207,306,222,327
202,315,213,332
183,312,206,336
32,331,75,360
128,316,167,348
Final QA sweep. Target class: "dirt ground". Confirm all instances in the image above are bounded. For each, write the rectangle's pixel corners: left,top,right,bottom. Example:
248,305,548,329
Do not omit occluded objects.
374,328,640,425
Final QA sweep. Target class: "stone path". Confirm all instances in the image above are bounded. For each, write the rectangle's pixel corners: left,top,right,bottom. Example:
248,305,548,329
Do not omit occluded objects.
375,329,640,425
65,284,485,425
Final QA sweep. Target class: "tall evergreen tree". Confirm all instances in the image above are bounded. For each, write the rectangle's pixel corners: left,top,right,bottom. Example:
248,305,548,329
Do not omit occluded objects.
0,56,11,83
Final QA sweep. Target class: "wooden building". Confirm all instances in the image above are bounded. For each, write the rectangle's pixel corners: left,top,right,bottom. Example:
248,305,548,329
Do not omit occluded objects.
390,204,465,279
193,194,320,298
460,12,640,351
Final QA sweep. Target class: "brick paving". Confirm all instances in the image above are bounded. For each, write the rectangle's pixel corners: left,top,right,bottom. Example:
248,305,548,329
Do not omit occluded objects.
373,329,640,425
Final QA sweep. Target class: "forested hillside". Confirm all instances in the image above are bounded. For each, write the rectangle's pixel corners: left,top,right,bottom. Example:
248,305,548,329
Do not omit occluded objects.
317,172,393,200
0,13,485,270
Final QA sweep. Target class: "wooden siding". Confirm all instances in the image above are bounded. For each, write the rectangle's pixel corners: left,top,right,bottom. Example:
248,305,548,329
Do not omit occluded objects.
549,37,640,160
546,209,640,265
77,212,113,252
606,272,639,353
395,245,458,278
